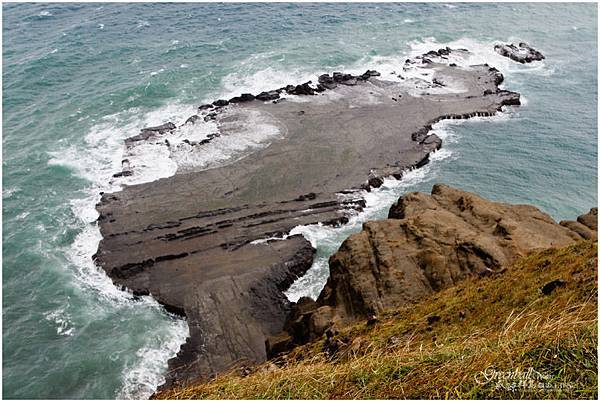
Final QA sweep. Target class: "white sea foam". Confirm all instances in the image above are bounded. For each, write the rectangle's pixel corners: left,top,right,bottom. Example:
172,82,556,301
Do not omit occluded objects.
65,196,190,400
117,318,189,399
44,304,75,337
48,91,292,397
2,186,19,199
219,35,548,105
16,211,30,220
172,109,282,172
406,37,551,81
219,65,316,100
48,102,206,398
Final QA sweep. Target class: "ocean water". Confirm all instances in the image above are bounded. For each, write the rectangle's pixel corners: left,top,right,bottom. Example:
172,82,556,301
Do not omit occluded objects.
2,3,597,399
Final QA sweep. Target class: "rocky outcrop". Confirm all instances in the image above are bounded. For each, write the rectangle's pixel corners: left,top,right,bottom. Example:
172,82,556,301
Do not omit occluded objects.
560,208,597,240
494,42,545,64
274,185,596,352
96,46,525,389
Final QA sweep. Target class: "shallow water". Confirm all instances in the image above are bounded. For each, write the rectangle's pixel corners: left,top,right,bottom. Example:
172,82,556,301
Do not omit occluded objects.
2,3,597,399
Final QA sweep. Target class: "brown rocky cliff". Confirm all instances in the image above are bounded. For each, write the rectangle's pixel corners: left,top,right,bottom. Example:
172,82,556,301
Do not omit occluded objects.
275,184,597,351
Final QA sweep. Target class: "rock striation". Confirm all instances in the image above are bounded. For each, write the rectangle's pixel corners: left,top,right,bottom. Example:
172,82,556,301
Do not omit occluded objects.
274,185,596,352
494,42,545,64
95,47,524,389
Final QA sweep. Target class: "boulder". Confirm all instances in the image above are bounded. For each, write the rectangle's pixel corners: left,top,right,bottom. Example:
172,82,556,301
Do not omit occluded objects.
318,74,337,90
560,208,598,240
230,93,255,103
340,77,357,86
141,122,176,133
213,99,229,107
289,82,315,96
198,104,213,111
112,170,133,178
577,207,597,231
494,42,545,64
256,90,280,101
184,115,200,125
420,134,442,152
240,93,255,102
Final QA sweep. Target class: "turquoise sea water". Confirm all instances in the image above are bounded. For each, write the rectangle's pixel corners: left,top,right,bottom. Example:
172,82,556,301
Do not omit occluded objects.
2,3,597,399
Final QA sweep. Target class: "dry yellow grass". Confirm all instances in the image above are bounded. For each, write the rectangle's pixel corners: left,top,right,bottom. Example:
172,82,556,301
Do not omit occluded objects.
156,241,598,400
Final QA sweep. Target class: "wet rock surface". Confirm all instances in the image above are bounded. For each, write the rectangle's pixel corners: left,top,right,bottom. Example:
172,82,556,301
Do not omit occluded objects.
95,48,524,389
275,185,596,351
494,42,545,64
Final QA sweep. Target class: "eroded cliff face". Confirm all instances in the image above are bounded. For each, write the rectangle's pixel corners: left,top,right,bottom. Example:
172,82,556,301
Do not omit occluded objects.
275,185,597,351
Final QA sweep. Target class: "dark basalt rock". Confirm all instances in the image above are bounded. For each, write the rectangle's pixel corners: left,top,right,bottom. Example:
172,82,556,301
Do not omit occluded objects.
256,90,280,101
367,174,384,189
496,90,520,106
184,115,200,125
494,42,545,64
198,104,213,111
288,82,315,96
438,46,451,56
332,72,355,83
124,122,176,145
212,99,229,107
203,112,217,122
230,93,256,103
294,192,317,201
141,122,176,133
340,77,357,86
362,69,381,77
241,93,255,101
112,170,133,178
432,78,445,87
318,74,337,90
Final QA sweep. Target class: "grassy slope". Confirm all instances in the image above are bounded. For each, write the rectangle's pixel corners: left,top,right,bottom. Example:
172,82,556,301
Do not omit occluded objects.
157,241,598,399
